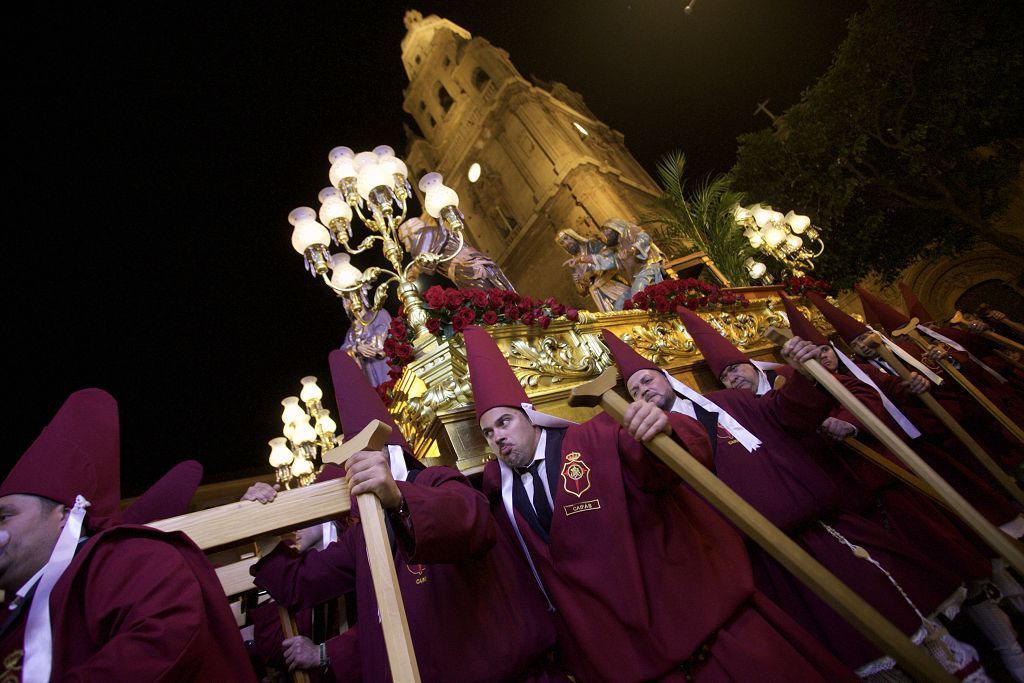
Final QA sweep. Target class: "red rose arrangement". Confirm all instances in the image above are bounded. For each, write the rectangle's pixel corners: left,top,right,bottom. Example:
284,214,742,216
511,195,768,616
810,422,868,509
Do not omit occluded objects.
782,276,831,297
377,286,579,405
622,278,748,315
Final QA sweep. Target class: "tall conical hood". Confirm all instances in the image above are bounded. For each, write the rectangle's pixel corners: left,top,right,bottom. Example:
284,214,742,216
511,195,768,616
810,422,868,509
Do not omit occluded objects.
328,349,411,453
121,460,203,525
898,282,934,323
1,389,122,531
779,293,828,345
805,291,869,344
857,286,912,334
464,326,529,422
677,307,750,378
600,329,659,384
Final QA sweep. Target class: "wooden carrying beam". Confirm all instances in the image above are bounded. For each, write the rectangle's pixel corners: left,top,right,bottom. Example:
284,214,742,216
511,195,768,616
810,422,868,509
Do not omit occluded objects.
868,335,1024,505
323,423,422,683
765,327,1024,575
216,556,258,598
892,318,1024,444
569,368,953,683
842,438,945,508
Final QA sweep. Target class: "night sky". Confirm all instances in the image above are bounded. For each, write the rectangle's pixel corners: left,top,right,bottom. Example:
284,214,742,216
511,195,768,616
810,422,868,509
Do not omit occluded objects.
8,1,863,494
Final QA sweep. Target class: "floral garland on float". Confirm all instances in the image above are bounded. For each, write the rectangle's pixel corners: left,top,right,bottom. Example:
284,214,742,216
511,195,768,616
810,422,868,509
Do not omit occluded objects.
622,278,749,314
378,286,579,404
780,276,831,297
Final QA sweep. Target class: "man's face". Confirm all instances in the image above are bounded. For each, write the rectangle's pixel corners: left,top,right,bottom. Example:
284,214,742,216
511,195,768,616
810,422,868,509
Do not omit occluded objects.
601,227,619,246
850,332,878,359
720,362,759,394
818,345,839,372
480,407,542,468
558,236,580,255
626,369,674,410
0,494,67,593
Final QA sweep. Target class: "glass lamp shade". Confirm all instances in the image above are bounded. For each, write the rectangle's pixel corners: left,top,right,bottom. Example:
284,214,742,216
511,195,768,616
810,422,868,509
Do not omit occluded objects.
283,422,296,441
289,208,331,254
785,211,811,234
784,234,804,252
751,205,775,228
770,210,785,225
328,146,355,165
733,205,752,222
748,261,768,279
763,226,787,249
318,188,353,225
356,160,393,200
268,437,294,468
373,145,396,158
328,253,363,290
418,172,460,218
317,413,337,435
281,396,306,426
290,455,314,477
300,376,323,402
292,416,317,444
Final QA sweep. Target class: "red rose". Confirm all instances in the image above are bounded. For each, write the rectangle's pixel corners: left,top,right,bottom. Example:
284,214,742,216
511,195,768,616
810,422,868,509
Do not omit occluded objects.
624,300,635,310
536,315,551,329
654,296,671,313
460,308,478,325
504,305,520,321
550,303,565,316
521,311,535,326
396,343,413,360
518,296,533,312
740,296,750,307
471,290,488,307
389,319,407,339
424,285,446,308
487,289,504,307
383,338,397,356
443,290,464,308
388,365,404,379
685,299,699,310
481,310,498,325
566,308,579,321
425,318,441,334
636,298,650,310
698,296,709,307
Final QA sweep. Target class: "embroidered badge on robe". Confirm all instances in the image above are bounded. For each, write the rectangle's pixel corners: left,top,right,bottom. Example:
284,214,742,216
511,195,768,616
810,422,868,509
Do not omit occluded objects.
406,563,428,585
560,451,592,498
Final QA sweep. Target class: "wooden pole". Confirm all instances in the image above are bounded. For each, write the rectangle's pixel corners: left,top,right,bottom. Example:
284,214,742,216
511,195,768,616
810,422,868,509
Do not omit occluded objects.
569,369,954,683
995,348,1024,372
278,605,312,683
892,319,1024,444
765,327,1024,574
842,438,946,509
983,311,1024,339
323,421,421,683
869,336,1024,505
949,311,1024,353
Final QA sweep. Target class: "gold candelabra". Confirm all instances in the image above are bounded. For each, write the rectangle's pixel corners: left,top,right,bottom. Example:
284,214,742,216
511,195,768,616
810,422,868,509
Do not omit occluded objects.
289,145,469,338
732,203,824,283
267,376,338,488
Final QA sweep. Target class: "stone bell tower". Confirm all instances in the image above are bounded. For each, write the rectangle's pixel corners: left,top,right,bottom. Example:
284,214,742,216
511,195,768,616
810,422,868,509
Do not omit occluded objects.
400,10,662,307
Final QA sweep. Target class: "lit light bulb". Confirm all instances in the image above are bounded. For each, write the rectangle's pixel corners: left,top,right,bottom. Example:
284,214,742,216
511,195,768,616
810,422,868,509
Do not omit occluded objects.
268,437,294,467
318,187,353,225
281,396,305,426
328,253,363,290
785,211,811,234
288,207,331,254
300,376,323,403
418,172,460,218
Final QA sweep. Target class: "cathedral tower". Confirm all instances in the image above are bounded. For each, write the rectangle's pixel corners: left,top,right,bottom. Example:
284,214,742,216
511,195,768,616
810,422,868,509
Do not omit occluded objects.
400,10,662,306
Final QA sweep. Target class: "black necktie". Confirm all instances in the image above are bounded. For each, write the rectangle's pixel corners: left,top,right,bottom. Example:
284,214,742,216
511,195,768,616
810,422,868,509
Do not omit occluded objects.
527,460,553,534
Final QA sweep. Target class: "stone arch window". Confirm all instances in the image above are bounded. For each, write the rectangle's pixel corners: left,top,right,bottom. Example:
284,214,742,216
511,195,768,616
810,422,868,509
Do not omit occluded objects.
472,67,492,91
957,279,1024,319
437,83,454,113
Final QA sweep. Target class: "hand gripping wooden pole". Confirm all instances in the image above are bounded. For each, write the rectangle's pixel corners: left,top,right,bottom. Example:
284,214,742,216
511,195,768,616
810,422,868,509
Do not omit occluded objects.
322,421,421,683
867,334,1024,505
569,368,954,683
765,327,1024,575
892,318,1024,445
278,605,311,683
950,312,1024,354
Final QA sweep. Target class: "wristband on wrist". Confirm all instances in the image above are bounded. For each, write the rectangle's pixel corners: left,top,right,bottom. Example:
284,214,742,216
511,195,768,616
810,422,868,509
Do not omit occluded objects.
319,641,327,668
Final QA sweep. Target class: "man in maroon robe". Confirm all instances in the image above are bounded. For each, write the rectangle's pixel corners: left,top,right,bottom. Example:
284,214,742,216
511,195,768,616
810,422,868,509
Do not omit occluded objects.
465,325,854,682
616,308,990,678
252,350,566,683
0,389,255,682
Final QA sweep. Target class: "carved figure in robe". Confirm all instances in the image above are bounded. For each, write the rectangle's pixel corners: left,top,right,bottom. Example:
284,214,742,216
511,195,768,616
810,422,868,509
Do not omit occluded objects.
555,228,628,313
398,216,516,291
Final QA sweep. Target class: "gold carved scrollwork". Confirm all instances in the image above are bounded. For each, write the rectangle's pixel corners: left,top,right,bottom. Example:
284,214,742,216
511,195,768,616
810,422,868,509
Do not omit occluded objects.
506,334,610,388
621,321,696,365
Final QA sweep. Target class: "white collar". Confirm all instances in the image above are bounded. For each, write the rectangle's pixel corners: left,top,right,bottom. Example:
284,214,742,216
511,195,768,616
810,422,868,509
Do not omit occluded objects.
661,371,762,452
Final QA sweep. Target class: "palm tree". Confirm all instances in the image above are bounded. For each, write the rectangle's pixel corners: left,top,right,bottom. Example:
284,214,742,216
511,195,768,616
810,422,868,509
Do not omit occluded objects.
643,151,754,286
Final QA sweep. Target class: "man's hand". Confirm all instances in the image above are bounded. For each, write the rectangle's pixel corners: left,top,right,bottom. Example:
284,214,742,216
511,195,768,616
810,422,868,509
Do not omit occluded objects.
241,482,280,504
780,336,821,377
623,400,671,442
987,309,1007,323
924,344,950,363
819,417,857,441
902,372,930,395
282,635,320,671
345,449,402,509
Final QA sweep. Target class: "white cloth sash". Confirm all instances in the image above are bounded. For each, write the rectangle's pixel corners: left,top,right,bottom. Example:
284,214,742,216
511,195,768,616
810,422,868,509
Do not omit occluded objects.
867,326,944,385
832,343,922,439
662,372,762,452
23,495,90,683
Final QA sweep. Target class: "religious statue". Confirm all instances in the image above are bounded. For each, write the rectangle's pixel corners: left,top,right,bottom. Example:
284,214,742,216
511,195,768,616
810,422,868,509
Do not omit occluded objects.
592,217,666,309
398,216,516,291
339,287,391,387
555,228,629,312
